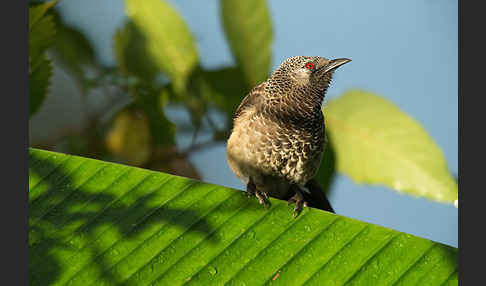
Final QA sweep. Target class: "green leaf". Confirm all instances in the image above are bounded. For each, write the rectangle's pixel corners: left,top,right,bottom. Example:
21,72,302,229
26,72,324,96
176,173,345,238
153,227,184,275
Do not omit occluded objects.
29,1,57,69
29,0,58,117
124,0,199,94
30,148,457,285
314,138,337,196
29,0,59,30
182,67,250,132
30,55,53,116
221,0,273,87
324,90,458,205
105,108,153,166
113,20,160,83
29,14,55,72
137,87,176,148
49,9,98,89
199,67,250,117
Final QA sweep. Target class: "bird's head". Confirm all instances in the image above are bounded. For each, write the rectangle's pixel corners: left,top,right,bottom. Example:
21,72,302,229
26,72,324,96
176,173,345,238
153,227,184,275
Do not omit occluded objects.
269,56,351,94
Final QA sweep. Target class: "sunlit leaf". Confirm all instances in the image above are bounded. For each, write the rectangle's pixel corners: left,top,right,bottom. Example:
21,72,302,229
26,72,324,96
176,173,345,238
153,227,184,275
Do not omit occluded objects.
29,0,58,29
125,0,199,94
221,0,273,87
324,90,458,205
30,148,457,285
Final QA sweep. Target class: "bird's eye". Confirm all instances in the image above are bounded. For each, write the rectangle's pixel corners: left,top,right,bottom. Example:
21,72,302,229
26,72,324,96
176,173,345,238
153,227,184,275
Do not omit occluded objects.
305,62,315,70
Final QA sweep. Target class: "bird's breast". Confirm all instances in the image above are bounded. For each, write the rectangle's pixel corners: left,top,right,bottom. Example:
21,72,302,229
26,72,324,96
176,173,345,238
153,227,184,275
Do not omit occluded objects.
227,109,325,186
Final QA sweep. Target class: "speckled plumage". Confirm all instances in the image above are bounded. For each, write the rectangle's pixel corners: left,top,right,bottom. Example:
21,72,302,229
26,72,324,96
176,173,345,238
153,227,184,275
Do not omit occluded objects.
226,56,350,215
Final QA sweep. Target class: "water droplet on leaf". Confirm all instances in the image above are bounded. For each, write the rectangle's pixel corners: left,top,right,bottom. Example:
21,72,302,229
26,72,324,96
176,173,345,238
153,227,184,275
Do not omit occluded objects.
208,266,217,275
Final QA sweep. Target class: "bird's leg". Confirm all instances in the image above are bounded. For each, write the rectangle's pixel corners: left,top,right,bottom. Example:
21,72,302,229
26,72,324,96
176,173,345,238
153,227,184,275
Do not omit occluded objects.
246,178,269,209
287,185,309,217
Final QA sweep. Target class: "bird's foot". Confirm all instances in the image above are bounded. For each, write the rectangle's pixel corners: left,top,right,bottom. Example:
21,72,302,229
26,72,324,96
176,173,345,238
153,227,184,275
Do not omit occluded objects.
246,181,269,209
287,187,309,217
255,189,269,209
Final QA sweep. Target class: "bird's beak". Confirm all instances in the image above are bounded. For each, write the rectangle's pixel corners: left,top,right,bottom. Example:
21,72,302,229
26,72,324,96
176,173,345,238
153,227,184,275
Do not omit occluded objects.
321,58,351,74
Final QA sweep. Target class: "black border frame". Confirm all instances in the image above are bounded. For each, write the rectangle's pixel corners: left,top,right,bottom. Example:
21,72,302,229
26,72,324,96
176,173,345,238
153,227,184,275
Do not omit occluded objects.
5,0,29,285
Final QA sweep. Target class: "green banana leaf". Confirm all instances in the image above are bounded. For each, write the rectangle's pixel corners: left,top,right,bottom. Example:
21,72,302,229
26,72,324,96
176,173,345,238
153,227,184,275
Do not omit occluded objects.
29,148,457,286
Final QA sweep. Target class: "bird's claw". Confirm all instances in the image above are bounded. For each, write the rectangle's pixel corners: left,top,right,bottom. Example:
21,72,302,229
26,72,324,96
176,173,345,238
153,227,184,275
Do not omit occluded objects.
287,189,308,217
246,181,269,209
255,190,269,209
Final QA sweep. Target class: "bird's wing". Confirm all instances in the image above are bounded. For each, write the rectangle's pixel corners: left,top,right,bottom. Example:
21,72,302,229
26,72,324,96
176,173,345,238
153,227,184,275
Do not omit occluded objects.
233,81,267,120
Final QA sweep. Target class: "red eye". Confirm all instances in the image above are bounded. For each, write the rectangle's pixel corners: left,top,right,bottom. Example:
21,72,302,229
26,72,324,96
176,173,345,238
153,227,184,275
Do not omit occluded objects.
305,62,314,70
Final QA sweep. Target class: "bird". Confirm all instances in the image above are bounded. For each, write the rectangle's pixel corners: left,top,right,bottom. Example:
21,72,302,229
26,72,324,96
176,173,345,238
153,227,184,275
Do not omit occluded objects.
226,56,351,216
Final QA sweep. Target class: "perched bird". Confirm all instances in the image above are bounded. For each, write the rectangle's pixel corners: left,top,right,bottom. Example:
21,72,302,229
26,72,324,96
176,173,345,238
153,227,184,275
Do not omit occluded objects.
226,56,350,216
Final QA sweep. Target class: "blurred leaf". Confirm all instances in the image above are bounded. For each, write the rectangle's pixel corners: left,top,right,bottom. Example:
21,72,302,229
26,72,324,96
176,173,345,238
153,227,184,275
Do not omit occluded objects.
324,90,458,205
29,55,53,116
186,70,212,134
147,146,201,180
184,96,206,137
49,9,97,90
62,131,107,161
156,71,209,133
137,87,176,148
221,0,273,87
29,0,58,30
29,2,57,70
29,0,58,117
125,0,199,94
166,66,250,134
314,137,337,196
30,147,458,286
105,108,152,166
114,21,159,83
199,67,249,117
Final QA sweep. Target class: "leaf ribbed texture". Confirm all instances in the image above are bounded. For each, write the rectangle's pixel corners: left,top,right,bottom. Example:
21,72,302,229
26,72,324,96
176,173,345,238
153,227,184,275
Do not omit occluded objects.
324,90,458,205
29,148,457,285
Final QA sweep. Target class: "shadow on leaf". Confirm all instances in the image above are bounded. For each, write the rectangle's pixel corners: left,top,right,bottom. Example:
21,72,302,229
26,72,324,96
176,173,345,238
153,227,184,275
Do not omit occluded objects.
29,153,217,285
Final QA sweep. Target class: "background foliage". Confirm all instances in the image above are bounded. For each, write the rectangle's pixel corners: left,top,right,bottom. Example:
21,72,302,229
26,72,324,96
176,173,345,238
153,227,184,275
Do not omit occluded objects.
29,0,457,205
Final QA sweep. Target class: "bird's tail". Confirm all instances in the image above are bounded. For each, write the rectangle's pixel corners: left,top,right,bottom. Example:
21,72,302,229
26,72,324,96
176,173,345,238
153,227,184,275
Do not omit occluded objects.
303,178,335,213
